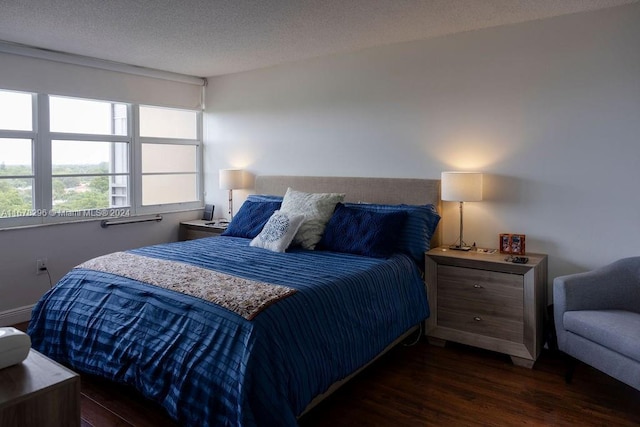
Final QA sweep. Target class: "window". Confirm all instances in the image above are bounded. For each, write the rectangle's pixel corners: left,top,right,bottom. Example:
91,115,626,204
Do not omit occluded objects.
0,90,32,131
50,96,128,135
0,138,34,216
0,90,202,226
139,106,200,206
50,96,130,212
139,106,197,139
0,90,34,218
51,140,130,211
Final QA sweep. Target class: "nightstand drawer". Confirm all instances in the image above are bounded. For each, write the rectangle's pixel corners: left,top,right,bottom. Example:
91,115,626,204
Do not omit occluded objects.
438,265,522,300
438,307,524,343
437,265,523,318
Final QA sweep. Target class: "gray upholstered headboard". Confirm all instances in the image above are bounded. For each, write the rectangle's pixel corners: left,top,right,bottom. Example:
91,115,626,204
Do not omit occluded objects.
254,175,441,248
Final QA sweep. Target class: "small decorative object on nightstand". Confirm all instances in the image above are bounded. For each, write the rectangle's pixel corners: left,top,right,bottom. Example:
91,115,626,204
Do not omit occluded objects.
0,327,30,370
425,247,548,368
180,219,227,241
500,233,526,255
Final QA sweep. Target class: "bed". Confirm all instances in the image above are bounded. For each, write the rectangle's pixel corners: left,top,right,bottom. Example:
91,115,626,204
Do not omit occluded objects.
28,175,441,426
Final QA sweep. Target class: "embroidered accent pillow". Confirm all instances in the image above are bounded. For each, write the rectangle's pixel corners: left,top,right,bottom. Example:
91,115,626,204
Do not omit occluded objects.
279,187,345,250
250,210,305,253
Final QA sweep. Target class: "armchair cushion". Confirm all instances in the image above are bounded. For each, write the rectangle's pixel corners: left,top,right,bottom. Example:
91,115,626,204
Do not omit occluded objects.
563,310,640,364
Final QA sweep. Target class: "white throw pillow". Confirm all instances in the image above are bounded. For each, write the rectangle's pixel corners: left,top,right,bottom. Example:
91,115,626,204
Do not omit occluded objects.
250,210,305,253
279,187,345,250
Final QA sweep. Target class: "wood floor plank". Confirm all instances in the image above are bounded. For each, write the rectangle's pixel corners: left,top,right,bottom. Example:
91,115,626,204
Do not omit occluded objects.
80,375,179,427
80,394,132,427
12,321,640,426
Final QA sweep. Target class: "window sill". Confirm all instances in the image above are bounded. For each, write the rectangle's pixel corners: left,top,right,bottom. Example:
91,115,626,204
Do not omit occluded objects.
0,207,202,232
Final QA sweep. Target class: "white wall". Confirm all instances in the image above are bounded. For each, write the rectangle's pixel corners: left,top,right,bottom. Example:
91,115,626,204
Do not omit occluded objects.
204,3,640,294
0,211,200,325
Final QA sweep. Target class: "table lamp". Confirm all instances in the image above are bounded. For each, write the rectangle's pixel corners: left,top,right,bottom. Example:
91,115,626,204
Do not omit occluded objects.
219,169,246,220
441,171,483,251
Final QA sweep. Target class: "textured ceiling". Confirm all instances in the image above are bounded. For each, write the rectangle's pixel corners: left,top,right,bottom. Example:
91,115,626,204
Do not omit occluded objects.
0,0,636,78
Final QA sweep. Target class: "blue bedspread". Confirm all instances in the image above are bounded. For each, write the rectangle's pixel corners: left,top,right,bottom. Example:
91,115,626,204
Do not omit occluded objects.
29,236,429,426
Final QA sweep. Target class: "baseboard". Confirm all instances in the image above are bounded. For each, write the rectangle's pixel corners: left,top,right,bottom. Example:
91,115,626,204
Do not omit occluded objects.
0,304,33,327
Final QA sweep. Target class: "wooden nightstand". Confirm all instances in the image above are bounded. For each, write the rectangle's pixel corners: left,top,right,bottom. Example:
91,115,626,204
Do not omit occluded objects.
425,247,548,368
0,349,80,427
180,219,227,241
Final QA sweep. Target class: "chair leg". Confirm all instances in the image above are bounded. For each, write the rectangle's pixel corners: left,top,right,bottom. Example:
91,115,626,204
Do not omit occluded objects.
544,304,559,353
565,355,577,384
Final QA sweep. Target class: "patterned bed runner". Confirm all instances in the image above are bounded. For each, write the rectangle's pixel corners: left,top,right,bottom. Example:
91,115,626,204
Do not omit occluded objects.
76,252,296,320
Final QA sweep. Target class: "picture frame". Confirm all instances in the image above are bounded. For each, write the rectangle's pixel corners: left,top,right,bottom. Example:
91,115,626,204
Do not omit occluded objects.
500,234,511,254
499,233,526,255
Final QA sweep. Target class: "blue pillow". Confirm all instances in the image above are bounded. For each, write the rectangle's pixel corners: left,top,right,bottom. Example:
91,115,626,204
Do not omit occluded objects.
344,202,440,263
318,203,408,258
246,194,284,203
221,200,282,238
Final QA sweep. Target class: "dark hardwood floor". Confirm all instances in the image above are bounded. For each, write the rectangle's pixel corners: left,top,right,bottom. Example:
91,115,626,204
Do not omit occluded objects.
14,322,640,426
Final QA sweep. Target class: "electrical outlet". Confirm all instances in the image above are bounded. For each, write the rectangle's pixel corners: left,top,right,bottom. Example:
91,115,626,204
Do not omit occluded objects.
36,258,48,275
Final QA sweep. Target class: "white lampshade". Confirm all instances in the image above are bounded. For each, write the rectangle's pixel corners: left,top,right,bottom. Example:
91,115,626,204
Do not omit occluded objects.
219,169,246,190
441,172,483,202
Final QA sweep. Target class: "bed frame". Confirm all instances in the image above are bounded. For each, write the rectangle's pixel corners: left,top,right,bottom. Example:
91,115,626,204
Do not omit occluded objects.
254,175,441,415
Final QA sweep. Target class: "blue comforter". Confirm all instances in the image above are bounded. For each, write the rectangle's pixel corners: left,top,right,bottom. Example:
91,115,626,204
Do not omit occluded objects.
29,236,429,426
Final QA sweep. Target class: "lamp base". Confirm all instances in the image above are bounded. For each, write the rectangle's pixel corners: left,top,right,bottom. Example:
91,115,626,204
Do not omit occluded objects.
449,245,472,251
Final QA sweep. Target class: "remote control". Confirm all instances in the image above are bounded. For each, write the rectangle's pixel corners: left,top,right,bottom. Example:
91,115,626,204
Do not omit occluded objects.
512,256,529,264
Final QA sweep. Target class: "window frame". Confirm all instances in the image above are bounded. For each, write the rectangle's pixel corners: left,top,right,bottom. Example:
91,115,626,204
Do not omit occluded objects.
133,104,203,215
48,95,133,219
0,91,38,228
0,90,203,229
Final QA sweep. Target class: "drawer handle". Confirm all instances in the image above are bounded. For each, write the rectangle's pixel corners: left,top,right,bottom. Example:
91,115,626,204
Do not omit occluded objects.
473,316,482,322
473,284,483,289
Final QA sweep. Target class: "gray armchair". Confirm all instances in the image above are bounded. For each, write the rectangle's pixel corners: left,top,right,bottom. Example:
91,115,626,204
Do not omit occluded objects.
553,256,640,391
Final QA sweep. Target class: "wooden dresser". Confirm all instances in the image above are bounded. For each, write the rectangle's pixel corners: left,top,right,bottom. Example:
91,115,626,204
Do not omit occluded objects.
425,247,548,368
0,349,80,426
